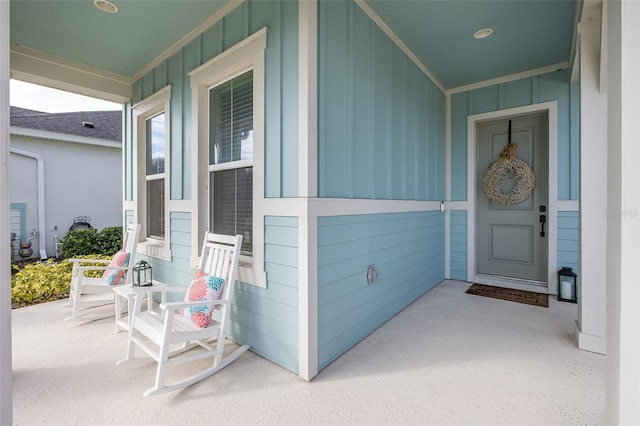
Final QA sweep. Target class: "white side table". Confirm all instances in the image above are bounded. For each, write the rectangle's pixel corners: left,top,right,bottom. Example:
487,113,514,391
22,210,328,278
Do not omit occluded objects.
114,283,166,333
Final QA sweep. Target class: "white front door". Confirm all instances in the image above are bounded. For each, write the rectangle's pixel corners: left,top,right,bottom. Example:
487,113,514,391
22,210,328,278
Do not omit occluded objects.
476,113,548,285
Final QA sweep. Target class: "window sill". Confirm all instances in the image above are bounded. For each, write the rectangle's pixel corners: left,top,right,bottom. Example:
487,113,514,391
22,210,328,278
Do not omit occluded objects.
238,260,267,289
137,240,171,261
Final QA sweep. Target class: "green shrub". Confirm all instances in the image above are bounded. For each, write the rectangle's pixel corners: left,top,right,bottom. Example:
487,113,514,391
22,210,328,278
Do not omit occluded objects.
11,259,72,307
60,226,123,259
60,228,100,258
11,256,111,308
98,226,124,256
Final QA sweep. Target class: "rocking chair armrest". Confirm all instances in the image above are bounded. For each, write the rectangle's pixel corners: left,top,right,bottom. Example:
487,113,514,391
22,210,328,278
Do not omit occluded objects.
159,299,229,312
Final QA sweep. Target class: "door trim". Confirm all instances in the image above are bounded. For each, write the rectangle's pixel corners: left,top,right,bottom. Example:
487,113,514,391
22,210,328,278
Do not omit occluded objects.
466,101,559,294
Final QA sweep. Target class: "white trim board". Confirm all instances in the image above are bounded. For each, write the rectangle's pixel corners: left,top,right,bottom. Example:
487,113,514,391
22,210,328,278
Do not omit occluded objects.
466,101,560,294
10,44,132,103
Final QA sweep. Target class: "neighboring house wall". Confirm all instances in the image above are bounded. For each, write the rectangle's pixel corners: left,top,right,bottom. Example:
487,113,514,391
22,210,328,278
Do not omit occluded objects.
10,134,122,258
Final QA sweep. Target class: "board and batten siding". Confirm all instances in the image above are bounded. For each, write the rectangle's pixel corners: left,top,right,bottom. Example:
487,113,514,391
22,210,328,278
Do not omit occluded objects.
450,70,579,201
449,210,467,281
122,1,300,374
318,0,445,200
557,211,579,279
124,0,299,201
230,216,299,373
317,211,444,370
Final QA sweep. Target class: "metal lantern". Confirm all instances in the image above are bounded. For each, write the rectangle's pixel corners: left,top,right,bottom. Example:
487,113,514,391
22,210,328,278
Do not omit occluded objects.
133,260,153,287
557,266,577,303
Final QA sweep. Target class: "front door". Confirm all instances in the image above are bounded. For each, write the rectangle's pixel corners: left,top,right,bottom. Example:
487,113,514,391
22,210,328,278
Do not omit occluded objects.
476,113,548,284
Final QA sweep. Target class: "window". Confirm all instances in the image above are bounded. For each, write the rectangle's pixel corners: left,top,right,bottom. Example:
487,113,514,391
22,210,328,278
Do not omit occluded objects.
132,85,171,260
190,28,267,287
209,70,254,254
146,112,166,240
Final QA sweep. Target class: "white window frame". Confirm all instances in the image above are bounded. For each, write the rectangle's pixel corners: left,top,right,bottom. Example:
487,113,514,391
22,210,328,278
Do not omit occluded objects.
132,85,172,261
190,28,267,288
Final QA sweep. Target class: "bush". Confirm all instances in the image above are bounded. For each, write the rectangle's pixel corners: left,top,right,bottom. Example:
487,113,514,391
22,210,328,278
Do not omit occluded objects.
60,228,100,258
11,260,72,307
11,256,111,308
60,226,123,259
98,226,125,256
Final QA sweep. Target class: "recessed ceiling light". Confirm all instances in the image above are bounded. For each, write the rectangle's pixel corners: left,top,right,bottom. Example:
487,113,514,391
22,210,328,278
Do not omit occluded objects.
473,28,493,39
94,0,118,13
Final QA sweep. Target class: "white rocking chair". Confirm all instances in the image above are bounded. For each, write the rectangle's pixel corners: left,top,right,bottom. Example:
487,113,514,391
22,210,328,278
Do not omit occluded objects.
63,223,140,321
117,232,249,396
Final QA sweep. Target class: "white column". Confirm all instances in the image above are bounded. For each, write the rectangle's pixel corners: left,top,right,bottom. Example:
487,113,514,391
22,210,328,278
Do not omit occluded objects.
576,9,607,354
297,0,318,380
0,0,13,424
606,1,640,423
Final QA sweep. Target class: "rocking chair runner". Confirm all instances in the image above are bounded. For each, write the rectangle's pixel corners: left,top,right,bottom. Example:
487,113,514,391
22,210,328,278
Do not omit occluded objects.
63,223,140,321
117,232,249,396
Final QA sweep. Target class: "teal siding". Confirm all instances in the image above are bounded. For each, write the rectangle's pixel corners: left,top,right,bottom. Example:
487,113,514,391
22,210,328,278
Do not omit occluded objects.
136,212,193,289
317,211,445,370
318,0,445,200
557,211,579,274
449,210,467,281
231,216,299,373
126,0,299,200
450,70,578,201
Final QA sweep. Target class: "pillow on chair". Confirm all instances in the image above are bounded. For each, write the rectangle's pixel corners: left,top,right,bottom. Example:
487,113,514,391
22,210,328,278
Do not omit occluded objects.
182,269,225,328
102,250,131,286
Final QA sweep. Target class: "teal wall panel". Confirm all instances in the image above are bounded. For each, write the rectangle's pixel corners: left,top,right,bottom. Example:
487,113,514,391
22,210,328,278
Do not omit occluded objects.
469,86,499,115
450,92,469,201
126,0,298,201
503,78,533,109
318,0,445,200
317,211,444,370
557,211,579,274
449,210,468,281
231,216,299,373
450,70,578,201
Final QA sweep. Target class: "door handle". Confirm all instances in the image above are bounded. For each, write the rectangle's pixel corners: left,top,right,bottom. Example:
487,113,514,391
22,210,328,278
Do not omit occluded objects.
539,214,546,237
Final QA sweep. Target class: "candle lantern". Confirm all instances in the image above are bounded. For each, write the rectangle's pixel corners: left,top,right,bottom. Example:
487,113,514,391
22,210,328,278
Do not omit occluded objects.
133,260,152,287
557,266,577,303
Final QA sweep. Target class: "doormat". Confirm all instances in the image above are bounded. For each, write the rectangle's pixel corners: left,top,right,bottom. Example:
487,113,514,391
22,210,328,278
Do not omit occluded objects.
466,283,548,308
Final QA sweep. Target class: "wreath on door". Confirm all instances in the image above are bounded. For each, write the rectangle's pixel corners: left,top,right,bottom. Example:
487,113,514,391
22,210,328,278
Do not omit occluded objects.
482,137,536,206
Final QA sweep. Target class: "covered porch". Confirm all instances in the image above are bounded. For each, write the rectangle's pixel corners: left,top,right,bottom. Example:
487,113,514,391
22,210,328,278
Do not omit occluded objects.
2,0,639,423
12,280,604,424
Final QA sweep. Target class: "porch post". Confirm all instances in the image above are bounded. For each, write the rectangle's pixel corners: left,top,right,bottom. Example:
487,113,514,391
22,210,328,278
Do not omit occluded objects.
0,0,14,424
606,0,640,423
576,6,607,354
297,0,318,380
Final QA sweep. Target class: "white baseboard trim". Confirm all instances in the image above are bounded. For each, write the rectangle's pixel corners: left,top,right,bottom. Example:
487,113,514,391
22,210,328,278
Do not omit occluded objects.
574,320,607,354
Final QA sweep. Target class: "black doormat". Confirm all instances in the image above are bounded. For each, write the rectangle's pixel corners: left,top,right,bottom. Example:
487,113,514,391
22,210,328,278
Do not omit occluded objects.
466,283,548,308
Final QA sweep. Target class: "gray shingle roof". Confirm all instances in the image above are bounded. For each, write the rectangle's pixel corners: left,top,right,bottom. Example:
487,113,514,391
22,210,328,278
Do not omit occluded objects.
10,106,122,142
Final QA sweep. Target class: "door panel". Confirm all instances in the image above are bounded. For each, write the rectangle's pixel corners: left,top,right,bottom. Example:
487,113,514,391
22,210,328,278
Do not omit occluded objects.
476,114,548,283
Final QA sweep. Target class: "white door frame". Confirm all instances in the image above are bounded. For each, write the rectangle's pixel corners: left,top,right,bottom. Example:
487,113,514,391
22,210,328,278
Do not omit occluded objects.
467,101,559,294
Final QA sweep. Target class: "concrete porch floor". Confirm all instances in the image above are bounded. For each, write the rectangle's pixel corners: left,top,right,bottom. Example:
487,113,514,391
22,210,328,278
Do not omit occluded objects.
11,280,604,425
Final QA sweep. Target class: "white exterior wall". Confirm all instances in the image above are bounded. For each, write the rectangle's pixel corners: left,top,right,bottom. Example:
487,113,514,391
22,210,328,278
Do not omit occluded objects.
576,6,607,354
10,134,122,258
1,1,13,423
606,0,640,423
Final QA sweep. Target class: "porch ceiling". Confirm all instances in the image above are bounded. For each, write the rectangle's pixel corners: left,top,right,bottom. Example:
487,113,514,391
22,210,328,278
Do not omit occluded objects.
9,0,578,96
